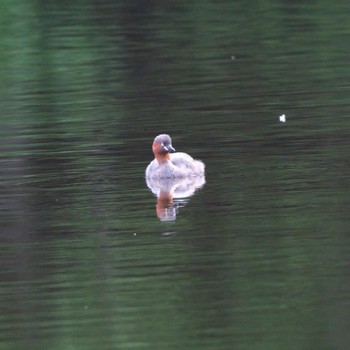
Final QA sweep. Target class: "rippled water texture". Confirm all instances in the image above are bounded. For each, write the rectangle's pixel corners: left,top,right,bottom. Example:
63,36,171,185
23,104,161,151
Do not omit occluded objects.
0,1,349,349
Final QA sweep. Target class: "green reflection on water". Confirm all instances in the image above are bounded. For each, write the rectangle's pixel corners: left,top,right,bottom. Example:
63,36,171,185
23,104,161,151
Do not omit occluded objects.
0,0,349,349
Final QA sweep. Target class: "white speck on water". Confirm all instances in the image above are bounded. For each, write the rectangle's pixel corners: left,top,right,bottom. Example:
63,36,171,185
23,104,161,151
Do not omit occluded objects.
279,114,286,123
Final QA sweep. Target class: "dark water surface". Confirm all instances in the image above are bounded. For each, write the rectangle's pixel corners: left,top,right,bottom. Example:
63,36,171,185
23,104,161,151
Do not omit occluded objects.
1,1,349,349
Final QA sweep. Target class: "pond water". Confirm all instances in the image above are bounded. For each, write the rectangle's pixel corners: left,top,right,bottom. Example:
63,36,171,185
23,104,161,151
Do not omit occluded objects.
0,1,349,349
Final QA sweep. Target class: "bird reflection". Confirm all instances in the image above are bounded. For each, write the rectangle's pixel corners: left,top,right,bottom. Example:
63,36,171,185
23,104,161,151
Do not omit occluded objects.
146,176,205,221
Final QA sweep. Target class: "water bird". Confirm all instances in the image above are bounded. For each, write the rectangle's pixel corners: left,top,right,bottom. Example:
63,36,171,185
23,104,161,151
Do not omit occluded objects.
145,134,205,179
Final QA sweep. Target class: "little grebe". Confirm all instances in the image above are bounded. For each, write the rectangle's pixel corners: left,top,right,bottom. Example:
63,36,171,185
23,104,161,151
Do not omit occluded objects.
145,134,205,179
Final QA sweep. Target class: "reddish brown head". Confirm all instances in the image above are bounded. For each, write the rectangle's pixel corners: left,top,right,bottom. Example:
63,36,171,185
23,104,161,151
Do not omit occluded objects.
152,134,176,163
